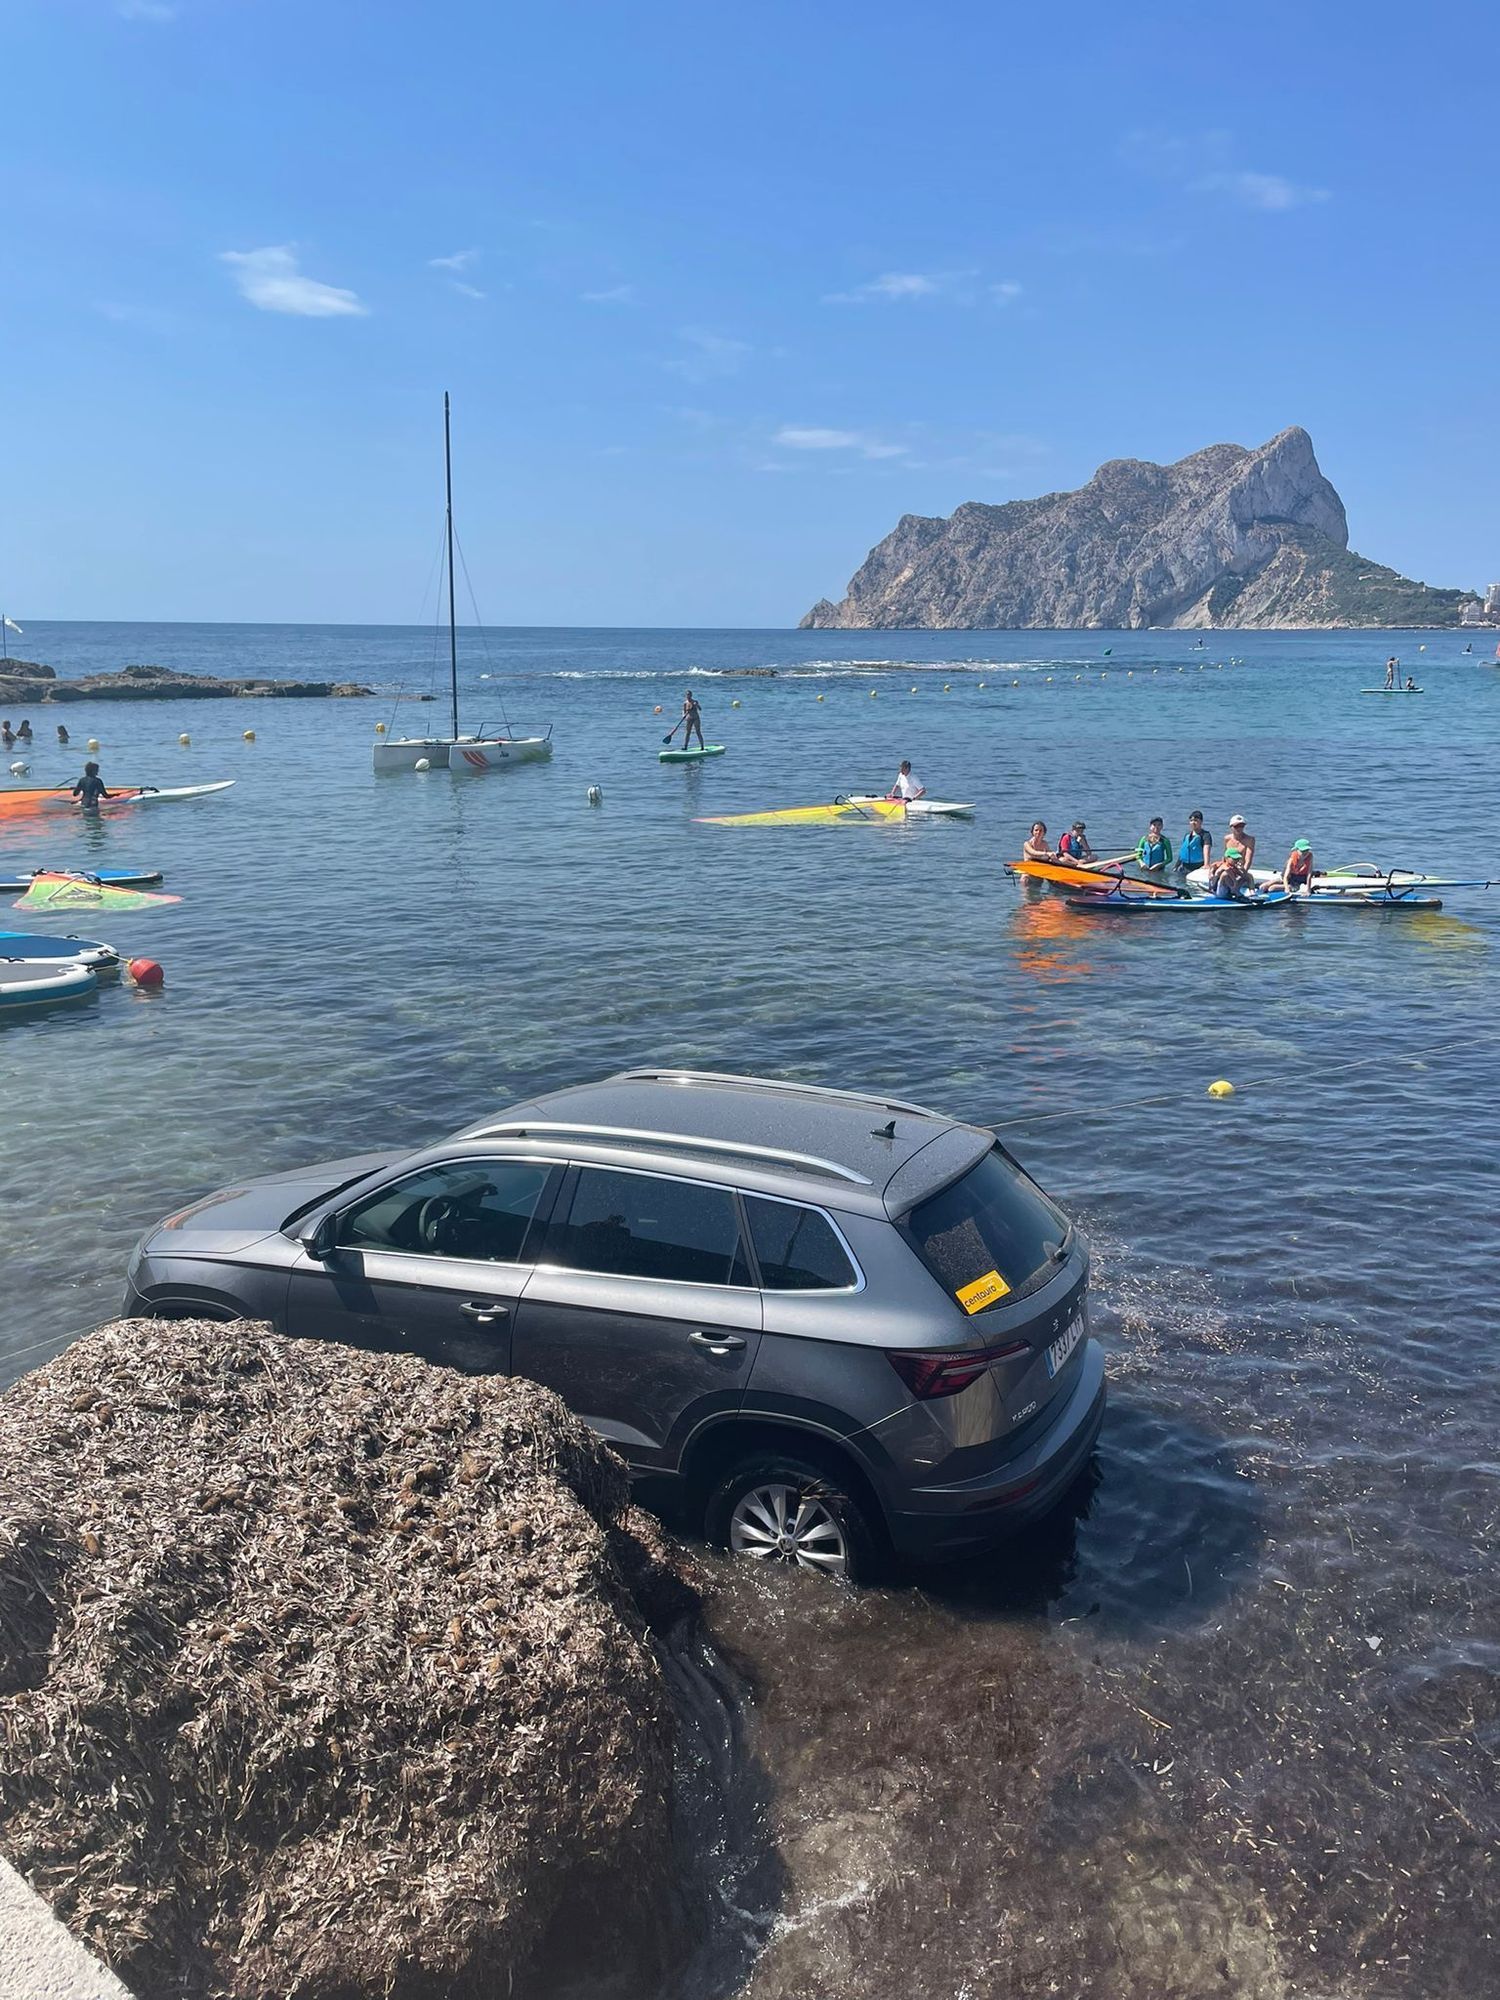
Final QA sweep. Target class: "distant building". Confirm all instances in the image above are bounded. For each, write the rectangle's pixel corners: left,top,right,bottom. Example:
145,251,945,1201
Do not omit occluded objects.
1460,584,1500,625
1487,581,1500,616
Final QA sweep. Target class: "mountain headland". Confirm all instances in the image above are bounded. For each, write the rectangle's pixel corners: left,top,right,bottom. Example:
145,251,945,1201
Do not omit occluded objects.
800,428,1478,631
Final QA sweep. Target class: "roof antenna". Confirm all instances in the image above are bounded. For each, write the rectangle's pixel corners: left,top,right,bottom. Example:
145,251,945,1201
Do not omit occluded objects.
871,1119,897,1141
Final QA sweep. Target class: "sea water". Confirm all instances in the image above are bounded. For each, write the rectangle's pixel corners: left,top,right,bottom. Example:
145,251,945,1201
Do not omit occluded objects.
2,620,1497,1994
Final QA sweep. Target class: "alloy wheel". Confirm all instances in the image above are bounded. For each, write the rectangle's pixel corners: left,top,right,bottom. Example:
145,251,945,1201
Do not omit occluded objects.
728,1481,849,1576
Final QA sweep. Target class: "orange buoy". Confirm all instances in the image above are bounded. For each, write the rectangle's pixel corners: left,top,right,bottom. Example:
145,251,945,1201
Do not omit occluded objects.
128,958,164,988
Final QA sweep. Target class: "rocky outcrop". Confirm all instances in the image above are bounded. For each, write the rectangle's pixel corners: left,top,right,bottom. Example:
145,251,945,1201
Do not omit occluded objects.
0,663,372,702
801,428,1479,630
0,1320,710,2000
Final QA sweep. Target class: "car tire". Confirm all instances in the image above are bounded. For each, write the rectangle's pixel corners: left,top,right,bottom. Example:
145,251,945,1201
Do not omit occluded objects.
704,1450,879,1585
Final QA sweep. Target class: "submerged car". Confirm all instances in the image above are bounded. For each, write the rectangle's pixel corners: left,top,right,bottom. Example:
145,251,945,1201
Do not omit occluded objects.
125,1068,1105,1580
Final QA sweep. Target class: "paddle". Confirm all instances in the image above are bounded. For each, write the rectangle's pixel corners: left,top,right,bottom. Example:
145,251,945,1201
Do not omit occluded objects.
661,717,684,746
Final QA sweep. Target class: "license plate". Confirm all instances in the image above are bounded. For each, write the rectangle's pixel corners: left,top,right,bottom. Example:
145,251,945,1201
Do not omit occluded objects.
1045,1313,1084,1379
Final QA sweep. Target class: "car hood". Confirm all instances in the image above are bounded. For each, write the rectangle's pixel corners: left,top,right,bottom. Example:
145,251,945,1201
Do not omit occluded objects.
146,1151,402,1254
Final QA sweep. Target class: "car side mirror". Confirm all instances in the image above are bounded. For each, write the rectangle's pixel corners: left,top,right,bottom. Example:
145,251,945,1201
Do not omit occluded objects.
298,1213,338,1261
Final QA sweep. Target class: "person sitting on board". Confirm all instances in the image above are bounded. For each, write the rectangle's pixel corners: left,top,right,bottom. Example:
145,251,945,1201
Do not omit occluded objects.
1022,821,1056,862
681,689,705,750
16,719,32,743
1278,839,1317,894
1135,817,1172,871
1208,846,1256,900
1178,810,1214,872
887,760,925,802
1225,813,1256,868
1057,820,1095,861
1404,676,1418,692
71,761,113,811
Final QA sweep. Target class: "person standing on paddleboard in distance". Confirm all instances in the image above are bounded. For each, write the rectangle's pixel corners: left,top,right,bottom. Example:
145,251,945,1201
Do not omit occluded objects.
71,761,113,811
1135,817,1172,872
1384,656,1398,690
1179,810,1213,872
1023,821,1055,861
887,760,925,802
1057,820,1095,861
680,689,704,751
1225,813,1256,869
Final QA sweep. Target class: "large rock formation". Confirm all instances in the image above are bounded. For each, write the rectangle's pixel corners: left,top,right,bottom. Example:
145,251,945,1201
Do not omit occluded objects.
801,428,1477,630
0,1320,710,2000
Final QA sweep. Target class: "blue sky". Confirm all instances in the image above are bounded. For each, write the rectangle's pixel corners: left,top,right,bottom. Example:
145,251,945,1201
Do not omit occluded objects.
3,0,1496,624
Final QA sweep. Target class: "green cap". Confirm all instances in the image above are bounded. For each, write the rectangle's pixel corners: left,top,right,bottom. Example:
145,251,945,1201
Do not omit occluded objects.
1293,839,1311,852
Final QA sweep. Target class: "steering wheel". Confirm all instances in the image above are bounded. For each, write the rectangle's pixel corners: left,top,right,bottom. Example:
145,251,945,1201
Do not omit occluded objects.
416,1193,464,1252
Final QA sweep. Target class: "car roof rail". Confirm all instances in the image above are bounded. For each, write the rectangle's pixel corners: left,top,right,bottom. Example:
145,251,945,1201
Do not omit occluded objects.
615,1068,943,1120
464,1120,873,1187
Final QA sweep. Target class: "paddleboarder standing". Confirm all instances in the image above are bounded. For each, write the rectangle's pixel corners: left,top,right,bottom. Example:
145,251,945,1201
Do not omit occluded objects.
1384,656,1397,690
681,690,705,750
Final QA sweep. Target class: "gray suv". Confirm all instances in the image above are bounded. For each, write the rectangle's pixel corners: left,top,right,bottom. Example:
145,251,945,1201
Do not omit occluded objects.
124,1069,1105,1580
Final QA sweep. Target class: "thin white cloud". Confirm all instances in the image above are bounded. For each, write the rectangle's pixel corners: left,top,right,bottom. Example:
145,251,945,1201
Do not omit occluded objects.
220,246,368,318
1193,169,1331,211
666,327,752,382
824,270,943,305
774,426,908,460
449,281,486,300
117,0,177,19
582,283,636,304
429,249,479,271
1123,130,1331,212
990,281,1024,304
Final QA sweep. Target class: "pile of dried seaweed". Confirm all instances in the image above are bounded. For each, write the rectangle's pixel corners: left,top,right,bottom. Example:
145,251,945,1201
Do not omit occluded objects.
0,1319,699,2000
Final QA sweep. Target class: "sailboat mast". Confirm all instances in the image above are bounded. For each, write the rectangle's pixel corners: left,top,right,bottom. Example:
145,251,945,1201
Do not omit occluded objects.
444,391,459,741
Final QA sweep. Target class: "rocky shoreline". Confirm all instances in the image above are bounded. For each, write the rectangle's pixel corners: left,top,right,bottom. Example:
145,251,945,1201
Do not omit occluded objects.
0,661,373,702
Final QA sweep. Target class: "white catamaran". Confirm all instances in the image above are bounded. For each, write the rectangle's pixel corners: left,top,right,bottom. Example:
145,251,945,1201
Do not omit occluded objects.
373,393,553,775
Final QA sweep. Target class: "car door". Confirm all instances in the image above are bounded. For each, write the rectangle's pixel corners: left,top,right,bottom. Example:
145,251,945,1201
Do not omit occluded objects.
284,1157,558,1373
511,1163,762,1471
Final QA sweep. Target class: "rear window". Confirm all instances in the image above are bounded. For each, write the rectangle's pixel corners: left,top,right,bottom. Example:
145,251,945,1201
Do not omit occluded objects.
906,1148,1070,1313
550,1167,752,1287
745,1196,857,1291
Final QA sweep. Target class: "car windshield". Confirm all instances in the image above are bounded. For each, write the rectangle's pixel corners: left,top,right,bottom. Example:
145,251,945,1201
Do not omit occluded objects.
905,1147,1070,1313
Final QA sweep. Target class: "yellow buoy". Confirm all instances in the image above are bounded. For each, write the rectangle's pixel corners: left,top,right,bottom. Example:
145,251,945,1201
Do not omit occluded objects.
375,722,387,734
870,690,879,698
911,686,918,693
816,693,824,701
943,683,951,691
1127,670,1133,677
1045,676,1053,683
978,681,986,689
1012,679,1019,687
243,729,256,742
1207,1080,1235,1099
179,733,191,746
731,698,741,708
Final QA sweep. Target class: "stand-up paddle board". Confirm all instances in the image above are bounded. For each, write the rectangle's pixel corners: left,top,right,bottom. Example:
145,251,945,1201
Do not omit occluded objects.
0,867,164,892
0,781,233,819
660,744,726,762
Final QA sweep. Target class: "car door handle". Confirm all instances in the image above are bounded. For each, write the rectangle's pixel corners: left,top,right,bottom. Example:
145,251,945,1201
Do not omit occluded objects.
690,1329,746,1354
460,1300,511,1324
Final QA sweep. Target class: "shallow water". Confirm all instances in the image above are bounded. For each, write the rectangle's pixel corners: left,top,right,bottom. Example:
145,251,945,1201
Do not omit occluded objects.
3,620,1498,1994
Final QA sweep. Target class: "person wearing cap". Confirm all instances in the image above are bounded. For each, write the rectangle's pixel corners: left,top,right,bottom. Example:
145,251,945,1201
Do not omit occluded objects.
1208,845,1256,900
1277,839,1317,894
1178,810,1214,872
1057,819,1096,862
1135,816,1172,872
1225,814,1256,868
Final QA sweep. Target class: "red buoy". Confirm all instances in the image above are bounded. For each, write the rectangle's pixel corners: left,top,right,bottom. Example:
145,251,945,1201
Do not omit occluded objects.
128,958,164,988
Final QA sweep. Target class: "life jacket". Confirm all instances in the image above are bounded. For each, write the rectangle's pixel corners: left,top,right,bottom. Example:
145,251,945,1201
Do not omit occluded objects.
1286,852,1313,884
1138,836,1170,868
1059,831,1085,857
1180,830,1208,867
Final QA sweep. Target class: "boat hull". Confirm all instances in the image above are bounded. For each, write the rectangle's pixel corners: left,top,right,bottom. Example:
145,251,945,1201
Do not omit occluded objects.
448,737,554,772
373,737,455,774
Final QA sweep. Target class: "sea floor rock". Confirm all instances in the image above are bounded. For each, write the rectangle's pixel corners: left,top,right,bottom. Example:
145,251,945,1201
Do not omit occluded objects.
0,1320,703,2000
0,663,373,701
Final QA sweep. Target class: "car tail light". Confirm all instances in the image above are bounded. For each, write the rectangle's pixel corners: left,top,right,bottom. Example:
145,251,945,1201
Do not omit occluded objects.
887,1340,1029,1400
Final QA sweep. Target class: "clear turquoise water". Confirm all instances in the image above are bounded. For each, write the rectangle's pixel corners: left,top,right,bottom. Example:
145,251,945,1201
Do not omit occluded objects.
3,620,1498,1992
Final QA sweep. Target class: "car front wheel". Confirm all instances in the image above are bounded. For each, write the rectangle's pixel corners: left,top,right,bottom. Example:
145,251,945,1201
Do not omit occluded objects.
704,1451,878,1584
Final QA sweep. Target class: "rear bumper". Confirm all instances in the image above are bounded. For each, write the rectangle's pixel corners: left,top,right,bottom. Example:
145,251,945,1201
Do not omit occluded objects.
882,1338,1107,1560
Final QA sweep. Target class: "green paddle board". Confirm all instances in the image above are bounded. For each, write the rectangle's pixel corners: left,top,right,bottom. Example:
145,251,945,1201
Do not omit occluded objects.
659,744,727,762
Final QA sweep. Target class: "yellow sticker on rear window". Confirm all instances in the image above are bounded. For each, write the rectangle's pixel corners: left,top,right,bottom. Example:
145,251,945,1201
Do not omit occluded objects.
956,1269,1010,1314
